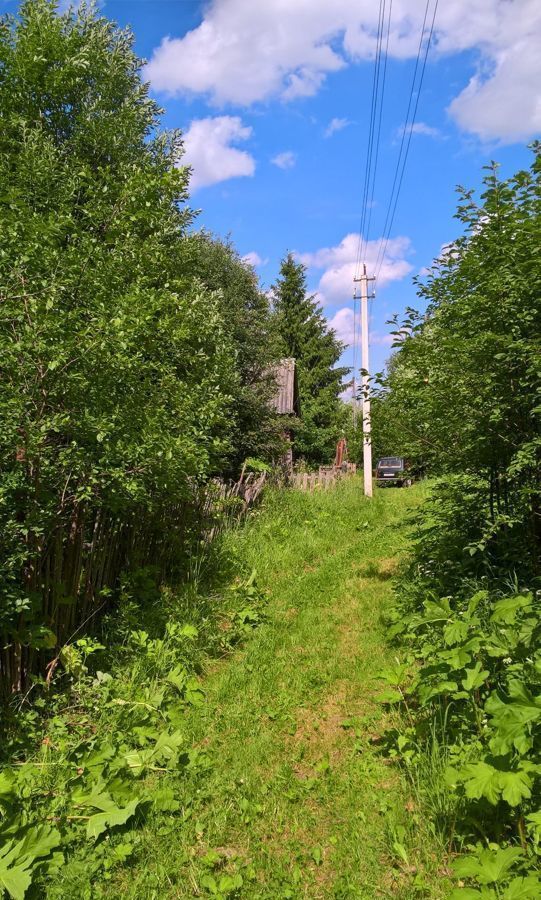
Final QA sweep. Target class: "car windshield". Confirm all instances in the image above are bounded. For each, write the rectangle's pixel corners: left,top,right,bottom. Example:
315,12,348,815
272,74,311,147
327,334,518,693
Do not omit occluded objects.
378,457,403,468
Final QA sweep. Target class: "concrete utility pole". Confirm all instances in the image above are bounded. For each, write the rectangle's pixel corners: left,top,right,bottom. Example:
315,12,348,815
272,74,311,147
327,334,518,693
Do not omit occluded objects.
352,293,358,431
354,265,376,497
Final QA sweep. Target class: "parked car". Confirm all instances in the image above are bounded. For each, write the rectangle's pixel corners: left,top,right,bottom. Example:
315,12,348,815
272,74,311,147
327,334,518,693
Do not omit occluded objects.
375,456,412,487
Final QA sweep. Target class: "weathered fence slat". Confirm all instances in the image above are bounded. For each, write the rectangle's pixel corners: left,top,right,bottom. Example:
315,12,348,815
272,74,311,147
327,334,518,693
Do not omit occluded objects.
1,468,268,694
292,463,357,492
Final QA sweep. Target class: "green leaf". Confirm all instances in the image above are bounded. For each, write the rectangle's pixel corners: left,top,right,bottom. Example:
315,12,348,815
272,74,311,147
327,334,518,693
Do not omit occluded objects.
200,873,218,894
486,683,541,755
152,787,181,813
86,797,140,840
460,762,502,805
421,598,452,623
418,680,458,703
503,876,541,899
392,841,409,865
218,873,243,891
498,769,532,806
185,678,205,707
467,592,488,617
167,665,187,692
462,662,490,692
454,846,523,885
0,771,16,800
179,624,198,639
0,826,61,900
444,619,469,645
491,595,532,625
526,809,541,838
16,826,61,863
442,646,473,670
0,862,32,900
125,728,184,772
459,760,533,807
376,688,403,704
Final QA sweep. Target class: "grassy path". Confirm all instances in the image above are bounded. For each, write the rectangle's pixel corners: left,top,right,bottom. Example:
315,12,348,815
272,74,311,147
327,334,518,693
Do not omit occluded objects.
115,481,445,898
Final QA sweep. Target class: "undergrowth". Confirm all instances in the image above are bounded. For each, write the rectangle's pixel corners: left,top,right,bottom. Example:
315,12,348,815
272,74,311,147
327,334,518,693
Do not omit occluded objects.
0,527,267,899
1,480,449,899
381,477,541,899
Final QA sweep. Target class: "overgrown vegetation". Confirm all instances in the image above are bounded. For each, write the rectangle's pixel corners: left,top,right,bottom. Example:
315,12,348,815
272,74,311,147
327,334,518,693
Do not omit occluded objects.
0,0,350,698
0,537,269,898
3,1,539,897
377,148,541,896
0,3,357,895
0,0,287,694
1,482,448,899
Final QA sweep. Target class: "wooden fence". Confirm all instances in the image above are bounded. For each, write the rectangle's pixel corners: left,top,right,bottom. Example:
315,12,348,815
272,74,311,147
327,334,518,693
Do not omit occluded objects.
291,463,357,492
1,469,267,694
199,469,267,540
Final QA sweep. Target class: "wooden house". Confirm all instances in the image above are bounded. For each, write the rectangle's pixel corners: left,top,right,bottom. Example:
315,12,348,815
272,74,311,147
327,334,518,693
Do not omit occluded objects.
269,358,300,474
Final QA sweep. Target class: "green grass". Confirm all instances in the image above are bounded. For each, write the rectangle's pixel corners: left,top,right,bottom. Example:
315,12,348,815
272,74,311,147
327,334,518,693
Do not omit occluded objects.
86,479,448,899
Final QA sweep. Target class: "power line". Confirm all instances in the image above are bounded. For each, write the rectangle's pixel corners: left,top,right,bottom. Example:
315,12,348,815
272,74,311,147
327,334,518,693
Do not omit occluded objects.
358,0,386,266
363,0,393,259
375,0,438,280
354,0,386,281
351,0,387,431
374,0,432,276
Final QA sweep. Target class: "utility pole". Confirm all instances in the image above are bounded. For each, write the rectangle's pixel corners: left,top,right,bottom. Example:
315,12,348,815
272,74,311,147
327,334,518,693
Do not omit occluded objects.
354,265,376,497
352,293,358,430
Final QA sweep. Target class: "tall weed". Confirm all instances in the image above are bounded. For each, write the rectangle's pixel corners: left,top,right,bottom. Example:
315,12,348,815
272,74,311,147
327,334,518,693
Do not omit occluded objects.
0,539,267,899
383,478,541,897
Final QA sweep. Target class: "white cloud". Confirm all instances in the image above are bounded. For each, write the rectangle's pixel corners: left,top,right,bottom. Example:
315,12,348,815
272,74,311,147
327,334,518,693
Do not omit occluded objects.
328,307,394,349
397,121,442,139
271,151,297,169
372,332,395,347
298,232,413,306
448,39,541,142
324,117,351,137
328,307,356,345
182,116,255,190
145,1,345,106
146,0,541,143
242,251,268,267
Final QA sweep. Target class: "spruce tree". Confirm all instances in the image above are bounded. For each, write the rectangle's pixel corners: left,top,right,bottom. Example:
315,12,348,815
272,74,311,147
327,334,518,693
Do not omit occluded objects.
272,253,349,465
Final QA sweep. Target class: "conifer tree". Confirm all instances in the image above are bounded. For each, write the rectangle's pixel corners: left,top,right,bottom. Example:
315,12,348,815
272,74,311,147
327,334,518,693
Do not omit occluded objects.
272,253,348,465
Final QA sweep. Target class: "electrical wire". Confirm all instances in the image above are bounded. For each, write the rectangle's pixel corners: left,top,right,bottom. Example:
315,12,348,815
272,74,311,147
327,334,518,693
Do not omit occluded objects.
374,0,432,277
375,0,438,280
363,0,393,259
351,0,388,426
353,0,386,281
358,0,386,267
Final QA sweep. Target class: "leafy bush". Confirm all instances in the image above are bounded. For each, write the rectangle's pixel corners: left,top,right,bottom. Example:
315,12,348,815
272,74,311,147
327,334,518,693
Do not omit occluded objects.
382,479,541,893
0,0,281,692
379,148,541,894
0,568,267,898
387,566,541,893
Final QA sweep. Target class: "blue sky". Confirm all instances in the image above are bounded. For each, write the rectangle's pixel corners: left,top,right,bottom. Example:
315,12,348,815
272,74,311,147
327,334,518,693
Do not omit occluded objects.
9,0,541,375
